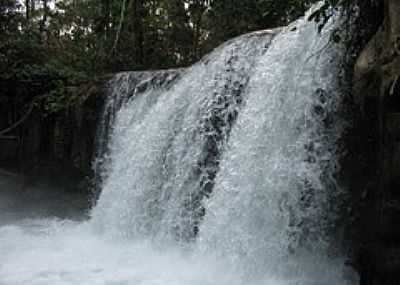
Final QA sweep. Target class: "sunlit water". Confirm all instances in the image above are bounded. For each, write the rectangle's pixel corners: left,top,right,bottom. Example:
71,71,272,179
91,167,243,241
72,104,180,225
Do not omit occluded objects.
0,7,358,285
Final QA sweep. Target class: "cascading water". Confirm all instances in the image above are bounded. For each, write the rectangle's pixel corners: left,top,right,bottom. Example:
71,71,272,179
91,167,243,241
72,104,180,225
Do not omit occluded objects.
197,13,349,283
92,70,182,202
0,6,357,285
91,30,275,241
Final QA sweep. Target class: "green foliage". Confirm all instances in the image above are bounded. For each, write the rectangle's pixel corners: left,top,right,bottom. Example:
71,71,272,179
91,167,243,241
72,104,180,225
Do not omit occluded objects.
307,0,378,32
201,0,317,50
1,0,349,114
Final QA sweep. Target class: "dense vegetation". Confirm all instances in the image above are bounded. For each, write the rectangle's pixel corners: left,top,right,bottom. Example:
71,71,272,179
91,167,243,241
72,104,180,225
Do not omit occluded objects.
0,0,370,116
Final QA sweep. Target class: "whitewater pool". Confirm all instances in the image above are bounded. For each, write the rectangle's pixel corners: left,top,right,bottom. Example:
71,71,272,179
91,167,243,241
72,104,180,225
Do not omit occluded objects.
0,175,355,285
0,218,241,285
0,218,357,285
0,177,355,285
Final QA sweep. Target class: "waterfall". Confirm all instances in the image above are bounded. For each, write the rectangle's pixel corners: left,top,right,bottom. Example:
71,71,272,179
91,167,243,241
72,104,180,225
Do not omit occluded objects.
91,31,275,241
92,70,182,202
197,12,348,283
90,6,353,284
0,6,357,285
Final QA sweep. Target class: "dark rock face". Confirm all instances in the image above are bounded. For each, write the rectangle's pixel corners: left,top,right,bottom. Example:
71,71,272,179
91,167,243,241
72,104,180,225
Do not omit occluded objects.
352,1,400,283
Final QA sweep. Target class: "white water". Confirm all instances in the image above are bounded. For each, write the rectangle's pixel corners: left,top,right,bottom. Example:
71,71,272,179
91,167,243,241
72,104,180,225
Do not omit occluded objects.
91,30,273,241
0,9,357,285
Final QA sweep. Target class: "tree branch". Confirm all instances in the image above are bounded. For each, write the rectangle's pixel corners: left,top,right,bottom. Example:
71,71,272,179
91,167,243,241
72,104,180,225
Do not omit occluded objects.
0,103,35,136
111,0,128,53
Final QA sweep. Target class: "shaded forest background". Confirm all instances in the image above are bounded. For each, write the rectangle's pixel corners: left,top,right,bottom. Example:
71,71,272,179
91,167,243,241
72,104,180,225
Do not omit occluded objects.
1,0,324,113
1,0,370,118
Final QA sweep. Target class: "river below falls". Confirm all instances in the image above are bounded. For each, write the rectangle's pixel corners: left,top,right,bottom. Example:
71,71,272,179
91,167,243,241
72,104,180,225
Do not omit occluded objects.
0,177,357,285
0,218,244,285
0,176,237,285
0,219,357,285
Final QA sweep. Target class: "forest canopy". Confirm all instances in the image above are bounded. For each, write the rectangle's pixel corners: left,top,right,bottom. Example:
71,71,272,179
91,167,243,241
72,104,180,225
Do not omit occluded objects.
1,0,354,112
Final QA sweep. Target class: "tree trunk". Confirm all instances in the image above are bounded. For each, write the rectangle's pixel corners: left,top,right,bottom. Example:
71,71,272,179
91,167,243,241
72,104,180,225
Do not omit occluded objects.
25,0,30,19
40,0,48,33
191,2,206,61
133,0,144,66
111,0,127,53
103,0,111,41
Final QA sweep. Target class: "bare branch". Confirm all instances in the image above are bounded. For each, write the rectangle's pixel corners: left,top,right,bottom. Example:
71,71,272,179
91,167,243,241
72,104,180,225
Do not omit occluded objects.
0,103,35,136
